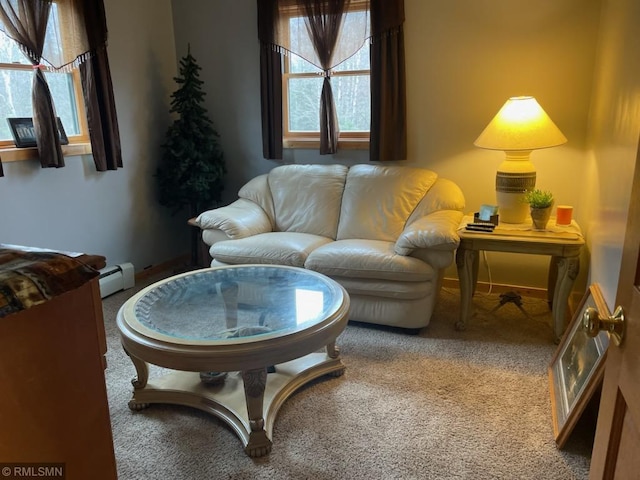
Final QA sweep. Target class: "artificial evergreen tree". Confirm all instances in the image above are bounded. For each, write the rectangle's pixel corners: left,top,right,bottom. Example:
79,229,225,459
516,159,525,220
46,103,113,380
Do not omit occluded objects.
156,45,225,218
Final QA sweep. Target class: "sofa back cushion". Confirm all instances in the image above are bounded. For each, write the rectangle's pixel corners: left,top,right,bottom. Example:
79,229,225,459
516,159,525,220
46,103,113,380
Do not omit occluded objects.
337,165,438,242
268,164,348,239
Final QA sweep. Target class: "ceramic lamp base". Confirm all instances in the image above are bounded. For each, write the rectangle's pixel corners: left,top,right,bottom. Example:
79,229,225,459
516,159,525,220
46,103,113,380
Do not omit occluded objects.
496,190,530,223
495,153,537,224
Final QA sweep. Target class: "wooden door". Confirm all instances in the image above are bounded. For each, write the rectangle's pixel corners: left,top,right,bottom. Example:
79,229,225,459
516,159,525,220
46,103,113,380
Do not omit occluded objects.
589,152,640,478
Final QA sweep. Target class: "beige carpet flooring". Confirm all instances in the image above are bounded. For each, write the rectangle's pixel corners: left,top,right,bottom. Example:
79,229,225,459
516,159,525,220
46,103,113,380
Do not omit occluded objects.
102,272,593,479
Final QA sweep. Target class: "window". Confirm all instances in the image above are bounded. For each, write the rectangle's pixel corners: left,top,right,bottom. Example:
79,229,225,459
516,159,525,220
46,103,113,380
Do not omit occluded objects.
0,3,87,148
282,7,370,147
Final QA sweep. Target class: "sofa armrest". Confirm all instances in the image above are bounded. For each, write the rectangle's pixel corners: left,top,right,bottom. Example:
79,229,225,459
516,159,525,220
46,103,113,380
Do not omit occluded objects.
394,210,464,255
195,199,273,240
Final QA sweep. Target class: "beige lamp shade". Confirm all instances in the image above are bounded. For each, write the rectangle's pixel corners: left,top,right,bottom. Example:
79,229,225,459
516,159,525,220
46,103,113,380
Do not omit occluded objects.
474,96,567,151
474,96,567,224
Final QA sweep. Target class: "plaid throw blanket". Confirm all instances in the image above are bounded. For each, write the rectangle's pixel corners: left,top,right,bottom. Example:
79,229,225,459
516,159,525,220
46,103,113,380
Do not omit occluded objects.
0,248,99,318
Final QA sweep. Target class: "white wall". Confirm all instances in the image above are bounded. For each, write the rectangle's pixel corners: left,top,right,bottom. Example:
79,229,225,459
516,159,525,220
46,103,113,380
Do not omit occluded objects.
582,0,640,308
0,0,185,272
172,0,602,290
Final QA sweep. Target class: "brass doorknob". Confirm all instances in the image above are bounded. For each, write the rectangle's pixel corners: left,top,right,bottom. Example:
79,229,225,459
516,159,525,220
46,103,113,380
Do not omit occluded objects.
583,305,625,346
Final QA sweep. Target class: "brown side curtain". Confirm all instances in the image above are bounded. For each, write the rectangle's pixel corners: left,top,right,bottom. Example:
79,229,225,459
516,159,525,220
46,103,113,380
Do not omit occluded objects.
0,0,65,170
259,44,283,160
78,0,122,171
370,0,406,161
0,0,121,175
257,0,282,160
257,0,405,161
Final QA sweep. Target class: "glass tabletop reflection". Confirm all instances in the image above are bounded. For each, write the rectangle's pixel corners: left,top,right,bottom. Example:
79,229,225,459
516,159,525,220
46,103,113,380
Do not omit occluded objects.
128,265,345,343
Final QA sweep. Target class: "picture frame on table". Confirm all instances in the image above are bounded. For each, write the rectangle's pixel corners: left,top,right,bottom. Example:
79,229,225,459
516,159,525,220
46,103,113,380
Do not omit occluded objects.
548,283,610,448
7,117,69,148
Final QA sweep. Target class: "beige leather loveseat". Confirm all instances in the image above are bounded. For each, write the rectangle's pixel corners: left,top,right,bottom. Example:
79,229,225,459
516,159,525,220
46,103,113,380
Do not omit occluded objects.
195,164,465,331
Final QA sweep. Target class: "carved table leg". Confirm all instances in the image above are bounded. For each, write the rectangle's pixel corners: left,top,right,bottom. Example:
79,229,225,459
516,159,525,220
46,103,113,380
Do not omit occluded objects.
326,342,346,377
241,368,272,457
551,255,580,343
124,346,150,411
456,246,479,331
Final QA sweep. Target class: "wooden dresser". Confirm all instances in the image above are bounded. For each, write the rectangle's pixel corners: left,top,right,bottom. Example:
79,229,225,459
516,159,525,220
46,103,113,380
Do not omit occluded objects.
0,248,117,479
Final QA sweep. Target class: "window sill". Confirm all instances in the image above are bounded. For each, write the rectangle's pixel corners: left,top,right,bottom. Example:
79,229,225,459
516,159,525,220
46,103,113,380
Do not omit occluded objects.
0,143,93,163
283,137,369,150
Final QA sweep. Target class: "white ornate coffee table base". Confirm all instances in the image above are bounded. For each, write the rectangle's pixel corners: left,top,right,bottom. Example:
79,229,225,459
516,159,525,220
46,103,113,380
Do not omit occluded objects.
127,350,345,458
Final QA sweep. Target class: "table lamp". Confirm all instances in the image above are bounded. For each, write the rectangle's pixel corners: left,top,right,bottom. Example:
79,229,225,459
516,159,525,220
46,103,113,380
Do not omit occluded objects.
474,96,567,223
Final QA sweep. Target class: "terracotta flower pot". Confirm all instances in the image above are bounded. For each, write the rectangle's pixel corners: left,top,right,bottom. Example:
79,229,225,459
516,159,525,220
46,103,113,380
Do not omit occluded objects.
530,206,552,230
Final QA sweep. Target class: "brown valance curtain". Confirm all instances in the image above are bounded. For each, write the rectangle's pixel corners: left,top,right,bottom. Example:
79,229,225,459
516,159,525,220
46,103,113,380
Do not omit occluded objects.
0,0,121,176
257,0,406,161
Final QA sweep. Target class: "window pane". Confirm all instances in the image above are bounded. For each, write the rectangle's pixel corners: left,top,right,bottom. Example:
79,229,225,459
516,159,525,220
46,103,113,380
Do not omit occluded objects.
0,31,29,64
288,75,370,133
47,72,80,136
290,52,321,74
289,16,320,74
0,69,80,141
0,6,61,64
285,7,371,137
334,42,369,72
1,5,80,143
288,76,322,132
334,75,370,132
42,4,64,64
0,69,31,140
288,10,369,73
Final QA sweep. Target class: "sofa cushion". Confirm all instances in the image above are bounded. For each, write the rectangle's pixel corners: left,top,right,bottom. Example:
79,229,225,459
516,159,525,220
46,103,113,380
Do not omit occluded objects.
330,276,434,300
336,165,438,242
210,232,332,267
305,239,435,282
268,164,348,239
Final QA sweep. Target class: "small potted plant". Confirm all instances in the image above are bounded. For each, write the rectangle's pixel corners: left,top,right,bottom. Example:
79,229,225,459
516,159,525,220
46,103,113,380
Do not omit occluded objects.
524,189,554,230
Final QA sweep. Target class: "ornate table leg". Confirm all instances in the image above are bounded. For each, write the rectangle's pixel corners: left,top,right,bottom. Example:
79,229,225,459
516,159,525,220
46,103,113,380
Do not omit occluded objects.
124,347,150,411
551,255,580,343
456,246,479,330
241,368,272,457
326,342,346,377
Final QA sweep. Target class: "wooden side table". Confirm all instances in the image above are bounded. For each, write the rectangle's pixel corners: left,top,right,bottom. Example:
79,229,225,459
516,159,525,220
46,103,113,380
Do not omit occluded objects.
455,218,585,342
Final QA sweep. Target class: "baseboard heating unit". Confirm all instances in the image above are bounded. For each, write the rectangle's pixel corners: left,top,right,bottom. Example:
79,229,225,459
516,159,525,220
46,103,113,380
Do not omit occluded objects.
98,263,135,298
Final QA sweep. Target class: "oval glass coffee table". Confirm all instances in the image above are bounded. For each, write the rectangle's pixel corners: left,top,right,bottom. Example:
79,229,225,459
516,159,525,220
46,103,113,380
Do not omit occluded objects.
117,265,350,457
